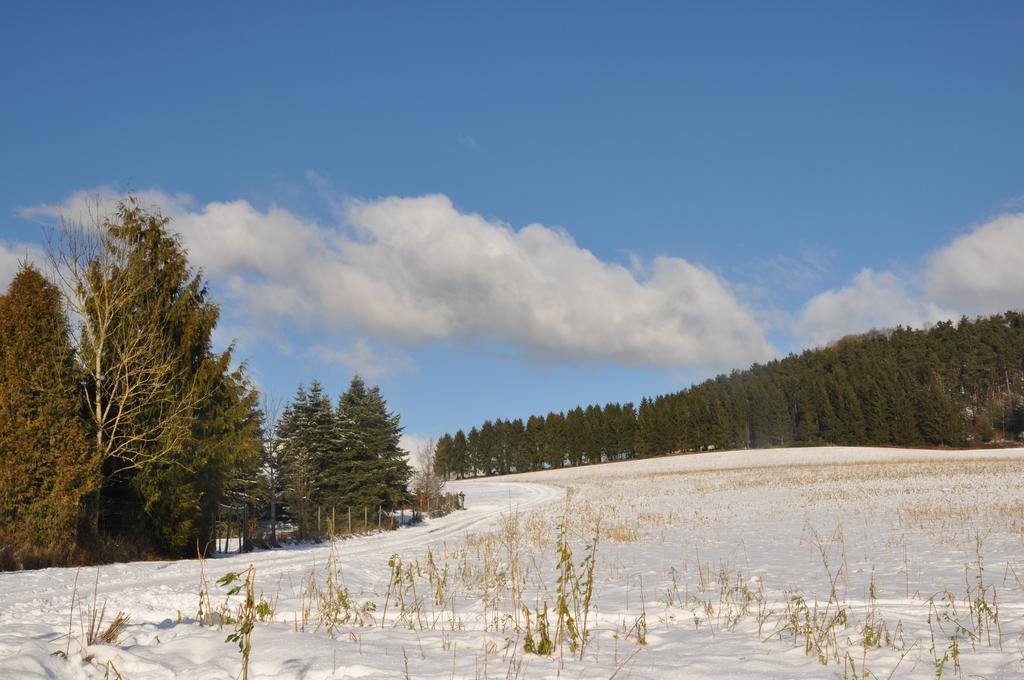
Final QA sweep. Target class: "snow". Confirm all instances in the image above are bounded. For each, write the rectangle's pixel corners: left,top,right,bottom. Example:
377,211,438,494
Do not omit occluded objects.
2,446,1024,678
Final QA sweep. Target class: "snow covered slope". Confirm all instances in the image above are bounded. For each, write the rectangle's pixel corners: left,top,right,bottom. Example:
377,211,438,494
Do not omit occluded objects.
2,446,1023,678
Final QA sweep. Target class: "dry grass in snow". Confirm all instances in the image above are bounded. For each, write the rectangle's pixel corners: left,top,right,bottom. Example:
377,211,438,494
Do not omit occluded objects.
1,446,1023,678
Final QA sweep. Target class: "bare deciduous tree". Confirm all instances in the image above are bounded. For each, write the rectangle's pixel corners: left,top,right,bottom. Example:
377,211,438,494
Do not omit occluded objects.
411,437,445,504
260,394,283,545
44,199,201,485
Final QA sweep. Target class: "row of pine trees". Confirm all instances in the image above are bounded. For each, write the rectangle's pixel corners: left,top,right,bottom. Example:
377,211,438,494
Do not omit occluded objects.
434,313,1024,478
0,199,410,568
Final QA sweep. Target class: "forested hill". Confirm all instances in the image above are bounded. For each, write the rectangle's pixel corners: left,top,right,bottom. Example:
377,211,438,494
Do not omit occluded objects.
434,312,1024,478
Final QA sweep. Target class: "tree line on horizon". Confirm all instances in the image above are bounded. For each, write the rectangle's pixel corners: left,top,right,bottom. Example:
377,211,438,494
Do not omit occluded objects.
433,312,1024,478
0,199,411,569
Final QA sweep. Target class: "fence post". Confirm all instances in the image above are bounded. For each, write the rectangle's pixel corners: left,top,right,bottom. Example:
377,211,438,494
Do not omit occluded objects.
348,507,352,535
377,506,382,531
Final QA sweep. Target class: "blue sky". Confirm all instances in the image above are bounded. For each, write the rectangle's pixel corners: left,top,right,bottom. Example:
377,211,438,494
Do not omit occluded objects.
2,2,1023,448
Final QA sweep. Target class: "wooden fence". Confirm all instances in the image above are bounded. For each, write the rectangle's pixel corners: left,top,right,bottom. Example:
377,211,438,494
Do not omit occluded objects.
213,492,467,554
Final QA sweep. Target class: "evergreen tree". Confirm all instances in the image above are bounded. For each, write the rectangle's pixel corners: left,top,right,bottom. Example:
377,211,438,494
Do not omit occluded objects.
276,386,318,538
543,413,565,468
525,415,546,470
466,427,481,477
636,398,656,457
915,376,962,446
477,420,497,476
433,434,454,479
98,202,261,555
277,383,341,538
506,418,527,473
0,265,100,559
334,376,412,512
450,430,469,478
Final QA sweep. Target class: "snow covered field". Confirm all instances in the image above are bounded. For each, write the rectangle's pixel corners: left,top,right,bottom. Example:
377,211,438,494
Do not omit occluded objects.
2,446,1024,678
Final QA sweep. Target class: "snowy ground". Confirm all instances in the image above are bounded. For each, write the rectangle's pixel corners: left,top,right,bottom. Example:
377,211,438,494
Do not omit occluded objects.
2,446,1023,678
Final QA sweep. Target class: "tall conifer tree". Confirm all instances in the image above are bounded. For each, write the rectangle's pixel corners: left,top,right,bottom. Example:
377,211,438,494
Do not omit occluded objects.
0,265,100,559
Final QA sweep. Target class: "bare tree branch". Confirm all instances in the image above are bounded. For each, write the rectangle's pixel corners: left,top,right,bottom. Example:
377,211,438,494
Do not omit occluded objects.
411,437,445,502
44,199,203,483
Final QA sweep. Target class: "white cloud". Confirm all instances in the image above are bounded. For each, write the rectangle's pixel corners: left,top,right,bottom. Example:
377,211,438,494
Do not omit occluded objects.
17,187,195,226
795,211,1024,347
924,212,1024,315
796,269,954,347
399,433,434,462
331,195,772,367
746,248,836,297
23,187,1024,364
0,241,44,292
20,189,776,369
310,340,416,380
